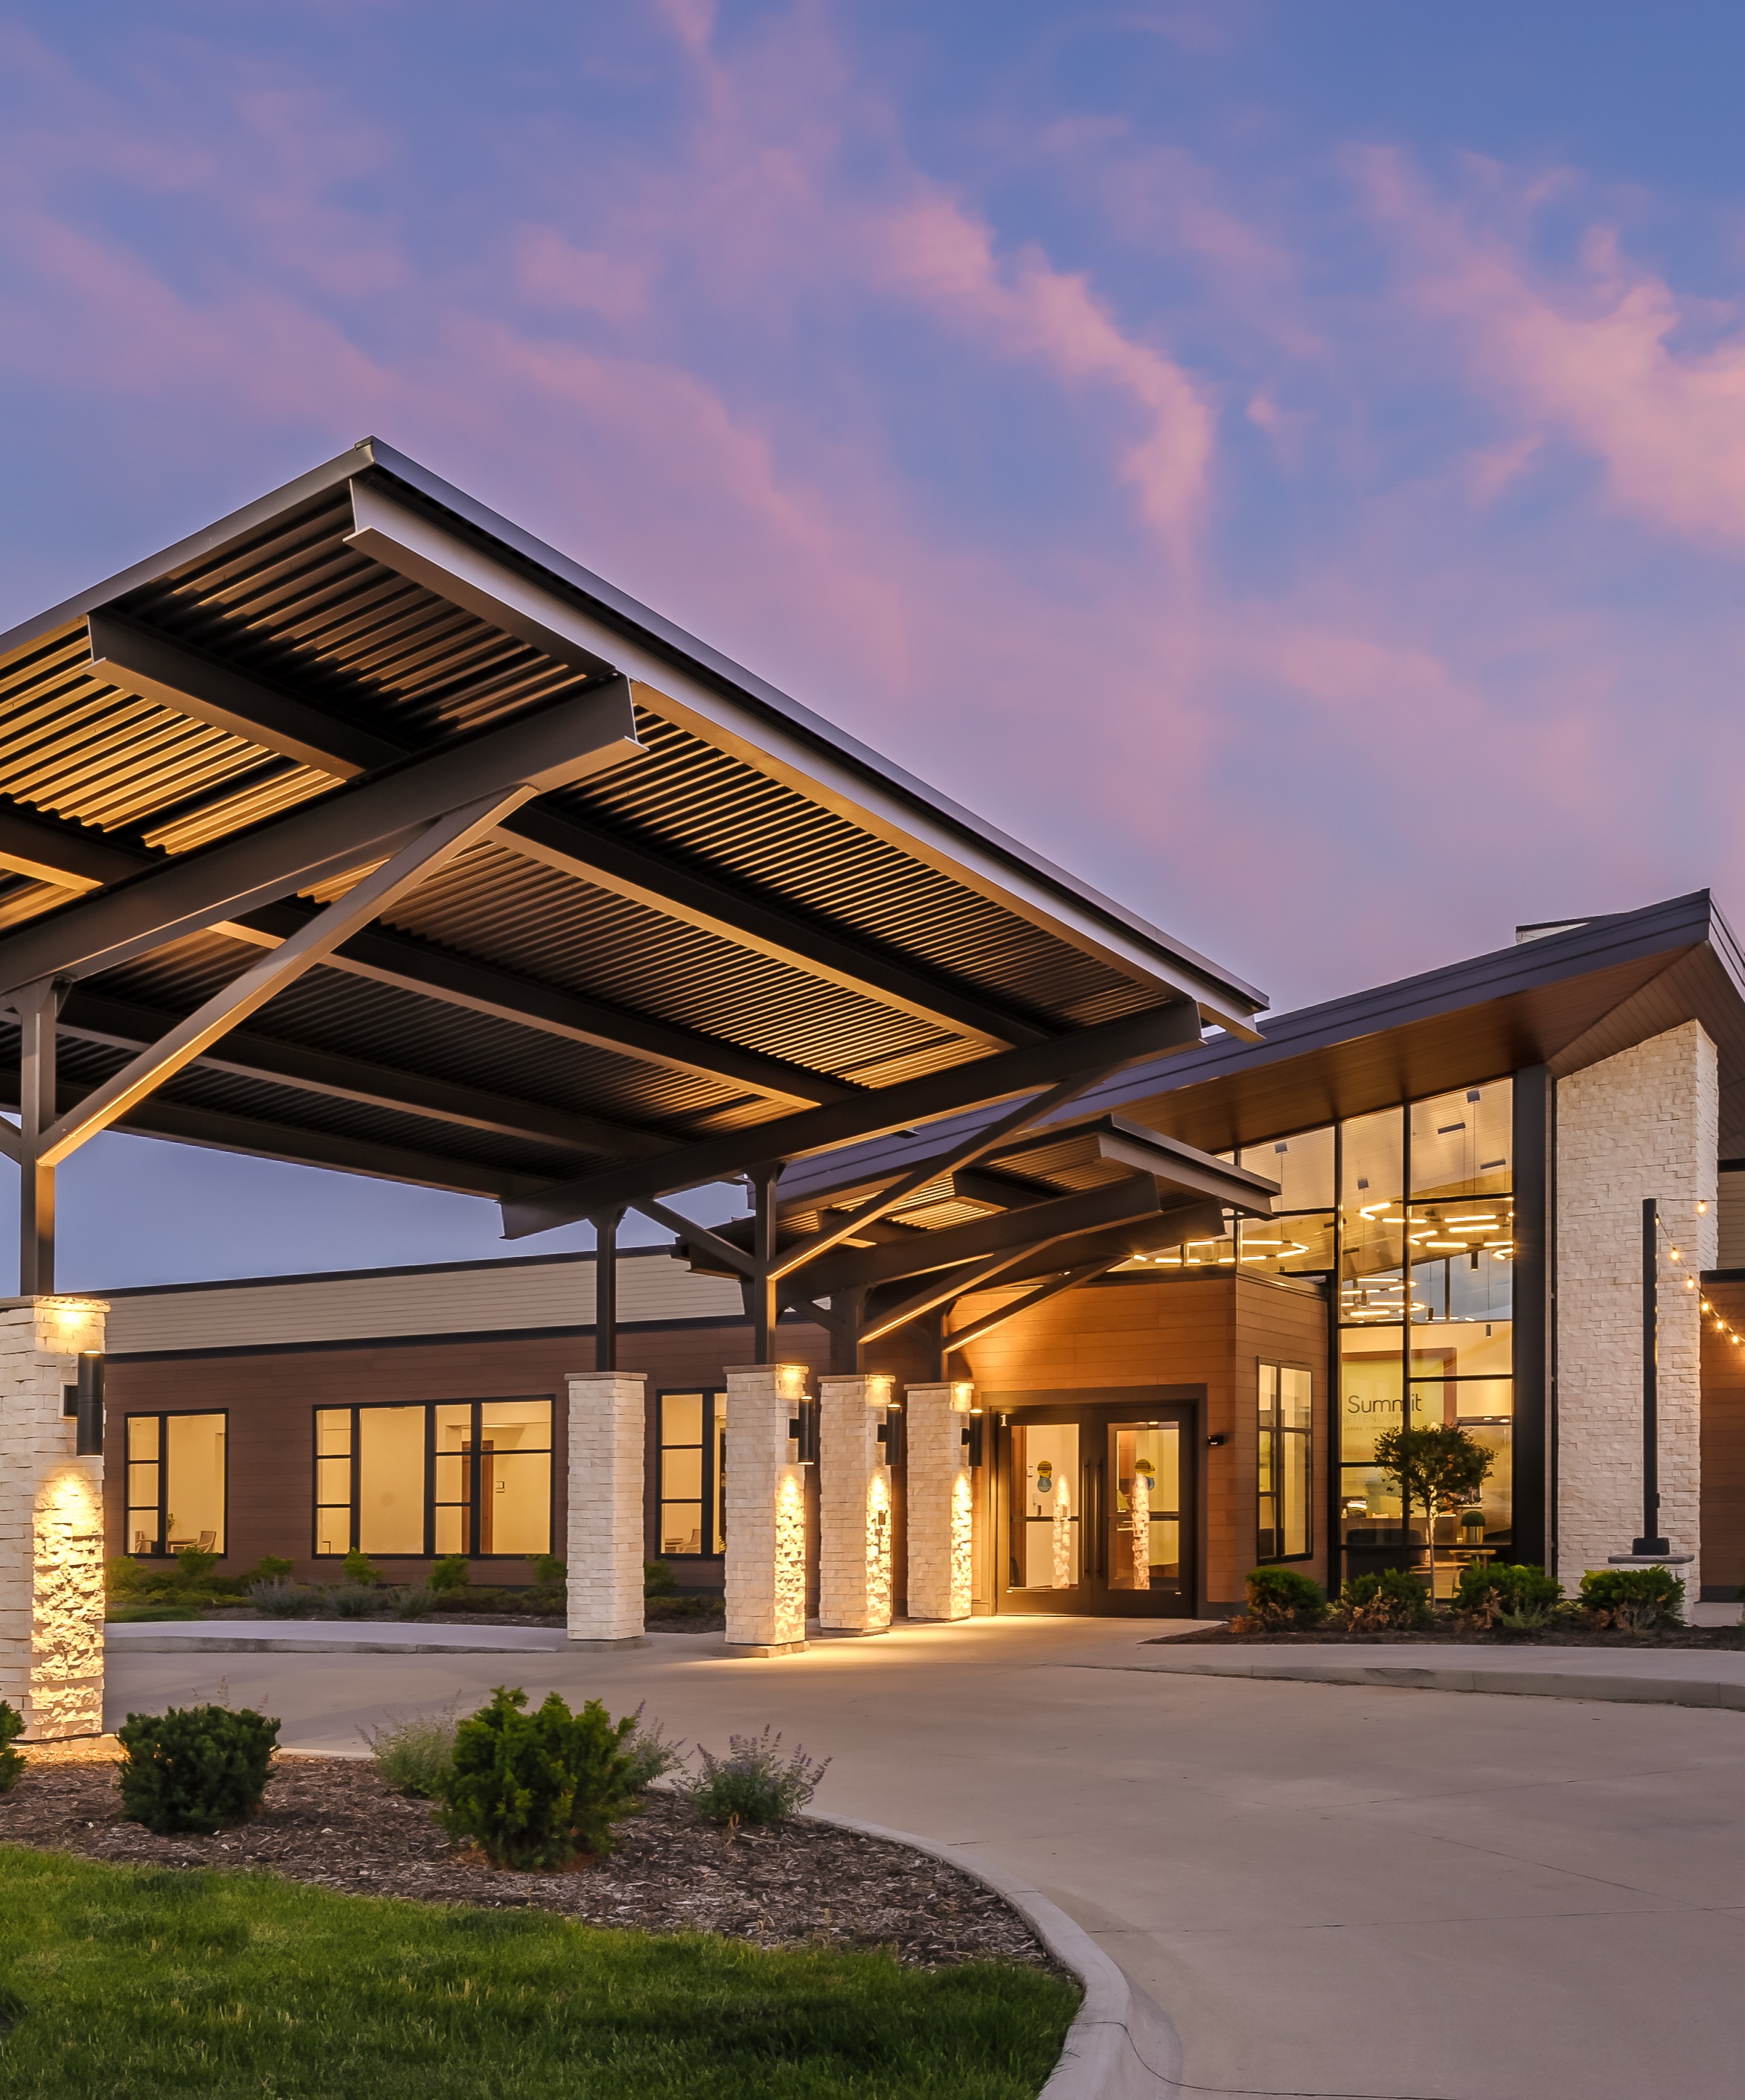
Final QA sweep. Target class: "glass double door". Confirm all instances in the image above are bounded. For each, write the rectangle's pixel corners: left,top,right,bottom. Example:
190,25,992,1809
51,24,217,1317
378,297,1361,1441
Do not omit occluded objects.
996,1401,1195,1616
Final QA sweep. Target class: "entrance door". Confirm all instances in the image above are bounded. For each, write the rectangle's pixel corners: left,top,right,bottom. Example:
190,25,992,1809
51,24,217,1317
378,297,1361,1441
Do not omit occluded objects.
994,1399,1196,1616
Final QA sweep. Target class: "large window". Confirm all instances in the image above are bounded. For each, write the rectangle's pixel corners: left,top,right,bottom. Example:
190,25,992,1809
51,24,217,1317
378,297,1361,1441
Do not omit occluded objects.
658,1389,726,1557
314,1398,552,1559
1257,1364,1313,1561
127,1412,227,1557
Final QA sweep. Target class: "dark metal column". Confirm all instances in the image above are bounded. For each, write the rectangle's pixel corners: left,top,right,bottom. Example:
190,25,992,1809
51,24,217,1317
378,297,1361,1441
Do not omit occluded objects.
14,981,63,1297
828,1287,865,1375
593,1206,624,1372
1635,1195,1669,1555
1511,1067,1552,1567
750,1168,780,1363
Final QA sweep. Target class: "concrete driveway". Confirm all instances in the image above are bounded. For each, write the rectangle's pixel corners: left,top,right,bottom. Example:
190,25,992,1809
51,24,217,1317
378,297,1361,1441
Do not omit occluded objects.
108,1617,1745,2100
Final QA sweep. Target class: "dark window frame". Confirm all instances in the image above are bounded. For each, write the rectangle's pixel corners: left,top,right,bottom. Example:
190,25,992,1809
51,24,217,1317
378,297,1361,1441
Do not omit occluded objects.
1256,1360,1313,1564
656,1386,726,1559
311,1396,554,1560
125,1407,230,1560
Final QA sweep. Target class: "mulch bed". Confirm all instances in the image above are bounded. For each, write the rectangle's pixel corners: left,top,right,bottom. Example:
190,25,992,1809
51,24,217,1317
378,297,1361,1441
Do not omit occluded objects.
0,1744,1051,1973
110,1599,726,1634
1159,1621,1745,1648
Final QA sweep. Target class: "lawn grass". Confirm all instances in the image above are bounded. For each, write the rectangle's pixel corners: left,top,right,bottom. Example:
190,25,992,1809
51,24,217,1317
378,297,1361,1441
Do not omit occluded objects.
0,1848,1077,2099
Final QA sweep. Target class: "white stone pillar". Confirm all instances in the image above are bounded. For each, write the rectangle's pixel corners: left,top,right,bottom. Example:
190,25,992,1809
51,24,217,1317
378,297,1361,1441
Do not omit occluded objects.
723,1362,810,1655
905,1380,974,1622
1556,1020,1717,1605
564,1371,648,1648
0,1298,107,1740
818,1373,894,1634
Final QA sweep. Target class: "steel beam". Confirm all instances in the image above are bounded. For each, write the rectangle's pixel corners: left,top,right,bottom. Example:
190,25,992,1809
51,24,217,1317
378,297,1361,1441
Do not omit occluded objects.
0,677,641,998
763,1066,1115,1282
86,611,405,778
500,999,1206,1235
594,1208,624,1372
57,988,663,1159
941,1258,1121,1354
10,980,62,1293
36,790,531,1169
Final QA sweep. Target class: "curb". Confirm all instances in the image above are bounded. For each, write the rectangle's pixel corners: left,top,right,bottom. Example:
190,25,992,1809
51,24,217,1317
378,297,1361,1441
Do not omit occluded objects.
809,1811,1179,2100
107,1632,566,1656
1108,1652,1745,1712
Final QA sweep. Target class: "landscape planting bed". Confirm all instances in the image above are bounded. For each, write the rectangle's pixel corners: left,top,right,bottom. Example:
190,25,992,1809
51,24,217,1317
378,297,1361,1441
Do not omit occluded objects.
1165,1622,1745,1647
1,1743,1049,1972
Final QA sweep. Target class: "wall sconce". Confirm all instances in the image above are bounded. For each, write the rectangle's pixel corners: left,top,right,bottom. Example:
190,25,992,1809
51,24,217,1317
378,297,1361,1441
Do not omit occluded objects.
877,1402,905,1467
962,1410,985,1468
787,1395,819,1466
75,1351,103,1457
1206,1432,1228,1448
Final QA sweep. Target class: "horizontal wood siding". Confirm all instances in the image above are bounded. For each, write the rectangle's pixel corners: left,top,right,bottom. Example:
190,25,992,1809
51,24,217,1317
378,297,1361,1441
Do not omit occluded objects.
950,1273,1327,1610
103,1322,830,1585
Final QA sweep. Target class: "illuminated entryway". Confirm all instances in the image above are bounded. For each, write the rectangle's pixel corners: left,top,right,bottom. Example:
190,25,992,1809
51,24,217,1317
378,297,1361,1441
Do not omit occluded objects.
993,1393,1198,1617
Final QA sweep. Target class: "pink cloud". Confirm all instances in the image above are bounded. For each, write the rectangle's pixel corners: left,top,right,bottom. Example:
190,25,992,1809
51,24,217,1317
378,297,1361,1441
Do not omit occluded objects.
1365,149,1745,548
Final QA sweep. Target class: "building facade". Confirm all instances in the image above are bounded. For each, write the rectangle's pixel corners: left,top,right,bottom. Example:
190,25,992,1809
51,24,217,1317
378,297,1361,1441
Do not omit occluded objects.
99,893,1745,1615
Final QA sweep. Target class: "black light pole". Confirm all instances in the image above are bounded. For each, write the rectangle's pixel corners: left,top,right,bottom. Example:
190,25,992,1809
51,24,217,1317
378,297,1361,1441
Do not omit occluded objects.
1634,1196,1671,1557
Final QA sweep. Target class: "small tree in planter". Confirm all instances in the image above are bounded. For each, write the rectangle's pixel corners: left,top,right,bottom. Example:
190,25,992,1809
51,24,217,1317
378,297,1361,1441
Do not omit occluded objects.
1372,1424,1494,1598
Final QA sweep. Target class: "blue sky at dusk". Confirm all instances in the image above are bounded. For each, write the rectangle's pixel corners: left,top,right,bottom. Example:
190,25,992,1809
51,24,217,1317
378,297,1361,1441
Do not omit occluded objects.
4,1,1745,1284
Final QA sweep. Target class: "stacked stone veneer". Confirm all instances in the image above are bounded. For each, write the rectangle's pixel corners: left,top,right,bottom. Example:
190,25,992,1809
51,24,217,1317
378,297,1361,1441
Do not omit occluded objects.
723,1363,810,1653
565,1371,647,1646
818,1374,894,1633
0,1299,107,1738
1556,1020,1717,1598
905,1381,973,1621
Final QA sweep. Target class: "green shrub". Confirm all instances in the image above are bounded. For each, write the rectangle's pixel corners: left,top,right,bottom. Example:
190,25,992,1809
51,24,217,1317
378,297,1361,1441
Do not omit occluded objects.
105,1555,147,1600
342,1549,380,1587
394,1585,440,1619
1453,1562,1563,1629
171,1546,218,1585
248,1555,295,1584
247,1578,322,1618
437,1686,638,1869
644,1558,677,1598
328,1583,382,1619
429,1555,470,1594
1578,1565,1685,1630
677,1725,830,1828
1243,1566,1328,1630
532,1554,566,1588
621,1704,685,1791
0,1699,23,1795
364,1710,456,1798
1337,1568,1432,1631
115,1704,279,1836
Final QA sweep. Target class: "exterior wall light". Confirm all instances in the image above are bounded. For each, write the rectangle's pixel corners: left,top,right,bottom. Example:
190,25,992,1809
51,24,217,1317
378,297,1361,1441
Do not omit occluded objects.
74,1351,103,1457
787,1395,819,1467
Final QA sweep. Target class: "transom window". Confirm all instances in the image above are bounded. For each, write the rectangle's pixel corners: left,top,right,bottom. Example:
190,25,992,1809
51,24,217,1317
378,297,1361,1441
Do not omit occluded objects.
314,1398,553,1559
658,1390,726,1557
127,1412,227,1558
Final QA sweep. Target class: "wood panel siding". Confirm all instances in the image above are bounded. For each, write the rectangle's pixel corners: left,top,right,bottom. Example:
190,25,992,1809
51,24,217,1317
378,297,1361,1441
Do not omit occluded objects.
950,1271,1328,1610
1700,1275,1745,1596
103,1320,830,1586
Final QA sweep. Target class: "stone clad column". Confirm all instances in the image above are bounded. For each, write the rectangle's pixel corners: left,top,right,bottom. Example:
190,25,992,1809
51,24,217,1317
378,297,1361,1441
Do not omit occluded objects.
1556,1019,1718,1604
723,1362,810,1656
0,1298,107,1739
565,1371,648,1648
818,1373,894,1635
905,1380,973,1622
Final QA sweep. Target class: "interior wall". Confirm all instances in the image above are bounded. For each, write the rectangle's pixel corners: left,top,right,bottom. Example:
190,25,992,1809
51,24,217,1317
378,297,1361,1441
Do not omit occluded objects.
1700,1276,1745,1598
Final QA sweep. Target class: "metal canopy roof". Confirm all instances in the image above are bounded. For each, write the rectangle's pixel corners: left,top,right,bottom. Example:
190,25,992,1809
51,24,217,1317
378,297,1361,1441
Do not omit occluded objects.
0,439,1267,1296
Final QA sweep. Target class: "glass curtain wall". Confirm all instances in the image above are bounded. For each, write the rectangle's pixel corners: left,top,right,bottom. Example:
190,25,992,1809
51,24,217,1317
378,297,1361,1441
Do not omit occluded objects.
1220,1081,1514,1591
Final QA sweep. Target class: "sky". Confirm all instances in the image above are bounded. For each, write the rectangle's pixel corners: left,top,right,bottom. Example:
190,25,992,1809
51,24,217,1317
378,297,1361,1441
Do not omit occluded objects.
4,0,1745,1285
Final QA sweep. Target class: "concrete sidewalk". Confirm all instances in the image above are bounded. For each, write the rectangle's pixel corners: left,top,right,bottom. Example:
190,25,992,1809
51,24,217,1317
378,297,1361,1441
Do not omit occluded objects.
1106,1636,1745,1711
100,1615,1745,2100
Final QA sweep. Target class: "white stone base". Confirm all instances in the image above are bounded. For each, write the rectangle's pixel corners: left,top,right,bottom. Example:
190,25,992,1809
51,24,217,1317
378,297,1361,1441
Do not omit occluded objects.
0,1298,109,1741
818,1374,894,1633
723,1363,810,1652
565,1371,647,1645
905,1380,974,1622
